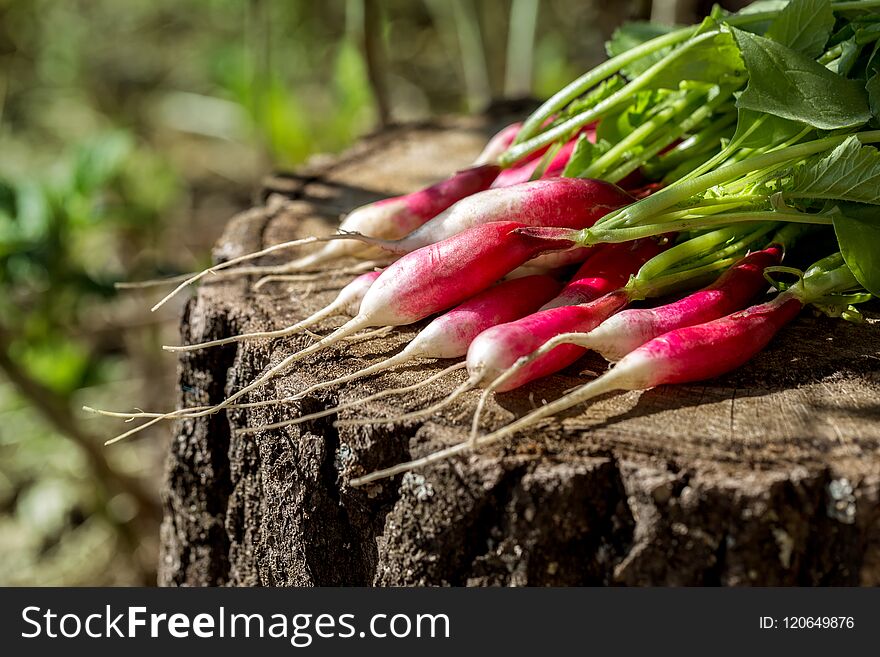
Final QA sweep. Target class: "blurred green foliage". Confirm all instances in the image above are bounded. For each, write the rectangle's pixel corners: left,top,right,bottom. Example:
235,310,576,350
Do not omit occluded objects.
0,0,650,585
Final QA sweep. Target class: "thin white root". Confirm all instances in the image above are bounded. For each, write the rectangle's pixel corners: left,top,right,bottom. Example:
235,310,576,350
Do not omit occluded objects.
343,326,394,342
334,373,479,428
83,404,212,421
115,272,200,289
350,369,628,487
150,233,373,312
235,361,467,435
162,301,346,352
252,260,385,290
467,331,597,443
290,351,412,401
100,316,373,444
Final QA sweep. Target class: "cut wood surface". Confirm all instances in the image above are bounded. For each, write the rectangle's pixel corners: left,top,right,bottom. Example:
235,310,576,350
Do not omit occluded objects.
159,113,880,586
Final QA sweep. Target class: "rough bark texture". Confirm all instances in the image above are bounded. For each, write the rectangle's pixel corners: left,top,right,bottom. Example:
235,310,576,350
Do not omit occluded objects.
159,113,880,587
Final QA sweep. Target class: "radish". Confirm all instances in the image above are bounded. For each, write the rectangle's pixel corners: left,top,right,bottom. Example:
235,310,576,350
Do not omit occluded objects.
164,270,383,352
279,163,502,270
231,275,561,431
334,238,662,428
526,244,784,362
330,177,634,258
150,176,631,312
97,221,573,440
466,243,785,438
340,224,775,428
349,255,865,487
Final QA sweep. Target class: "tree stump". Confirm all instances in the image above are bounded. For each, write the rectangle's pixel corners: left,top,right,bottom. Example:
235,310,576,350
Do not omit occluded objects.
158,115,880,587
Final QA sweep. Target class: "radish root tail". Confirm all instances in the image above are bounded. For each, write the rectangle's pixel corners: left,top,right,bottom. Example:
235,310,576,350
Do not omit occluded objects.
350,368,628,487
468,331,597,443
235,361,467,435
334,373,479,427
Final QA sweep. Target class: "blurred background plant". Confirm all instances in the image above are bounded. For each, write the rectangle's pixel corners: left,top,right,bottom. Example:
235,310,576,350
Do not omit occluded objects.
0,0,741,585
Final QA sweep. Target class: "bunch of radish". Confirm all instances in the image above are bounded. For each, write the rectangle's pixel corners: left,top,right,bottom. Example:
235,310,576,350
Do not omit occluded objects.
94,0,879,486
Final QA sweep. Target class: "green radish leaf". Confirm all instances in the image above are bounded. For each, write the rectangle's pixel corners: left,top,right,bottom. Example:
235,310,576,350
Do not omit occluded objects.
606,22,677,78
831,202,880,296
766,0,834,59
562,134,610,178
789,136,880,204
731,28,872,130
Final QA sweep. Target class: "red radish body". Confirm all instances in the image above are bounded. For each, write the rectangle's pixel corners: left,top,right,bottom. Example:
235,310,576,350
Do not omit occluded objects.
287,275,562,400
365,221,570,325
467,292,630,392
406,179,629,253
351,177,634,256
163,270,382,352
542,240,662,310
287,164,501,270
466,239,662,391
627,293,803,387
407,275,562,358
586,245,783,360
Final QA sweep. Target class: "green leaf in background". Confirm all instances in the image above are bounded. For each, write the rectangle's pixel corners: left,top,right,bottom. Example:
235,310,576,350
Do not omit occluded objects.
71,132,134,196
731,28,872,130
789,136,880,204
832,201,880,296
766,0,834,59
606,22,677,78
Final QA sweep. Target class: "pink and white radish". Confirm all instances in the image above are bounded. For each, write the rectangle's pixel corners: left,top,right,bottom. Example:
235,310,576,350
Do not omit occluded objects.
335,177,634,258
282,163,502,270
464,239,664,392
524,244,784,362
